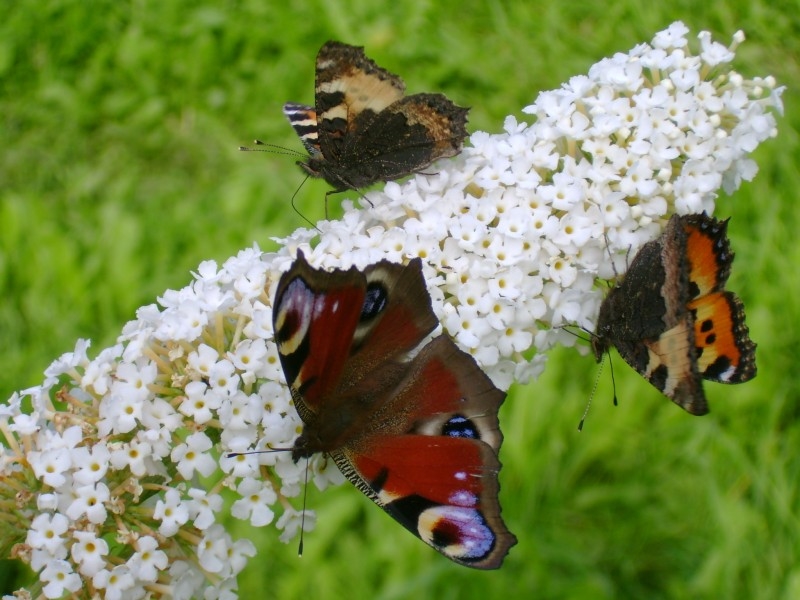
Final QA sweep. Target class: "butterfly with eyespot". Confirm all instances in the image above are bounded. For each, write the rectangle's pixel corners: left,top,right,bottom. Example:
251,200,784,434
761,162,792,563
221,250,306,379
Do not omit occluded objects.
272,251,516,569
283,41,470,200
592,213,757,415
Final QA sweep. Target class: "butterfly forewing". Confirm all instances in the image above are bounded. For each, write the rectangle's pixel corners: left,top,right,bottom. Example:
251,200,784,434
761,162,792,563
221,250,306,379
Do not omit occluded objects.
683,213,733,297
314,42,405,153
273,253,367,413
342,259,438,378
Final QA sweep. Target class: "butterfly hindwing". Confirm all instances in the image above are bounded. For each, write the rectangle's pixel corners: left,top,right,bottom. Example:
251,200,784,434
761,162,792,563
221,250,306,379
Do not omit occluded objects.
284,41,469,194
690,291,755,383
333,335,514,568
682,214,756,384
273,252,515,568
593,213,756,415
641,318,704,413
337,94,470,183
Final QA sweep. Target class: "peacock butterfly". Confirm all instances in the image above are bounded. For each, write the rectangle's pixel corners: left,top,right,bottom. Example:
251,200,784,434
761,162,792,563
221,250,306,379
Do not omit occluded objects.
592,213,757,415
272,251,516,569
283,41,470,197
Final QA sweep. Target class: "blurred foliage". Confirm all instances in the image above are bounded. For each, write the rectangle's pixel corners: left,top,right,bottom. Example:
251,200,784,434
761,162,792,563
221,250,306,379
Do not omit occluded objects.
1,0,799,598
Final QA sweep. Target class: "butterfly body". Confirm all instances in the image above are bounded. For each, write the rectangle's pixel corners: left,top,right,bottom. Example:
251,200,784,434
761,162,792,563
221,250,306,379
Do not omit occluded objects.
284,41,469,194
592,213,756,415
273,252,515,568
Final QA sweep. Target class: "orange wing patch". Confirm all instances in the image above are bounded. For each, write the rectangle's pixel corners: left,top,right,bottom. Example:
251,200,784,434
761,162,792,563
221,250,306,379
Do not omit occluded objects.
689,291,756,383
283,41,469,195
683,216,732,297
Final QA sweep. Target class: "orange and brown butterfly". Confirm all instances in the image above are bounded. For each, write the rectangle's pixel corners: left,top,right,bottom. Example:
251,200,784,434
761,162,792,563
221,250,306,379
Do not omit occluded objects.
283,41,469,196
272,251,516,569
592,213,757,415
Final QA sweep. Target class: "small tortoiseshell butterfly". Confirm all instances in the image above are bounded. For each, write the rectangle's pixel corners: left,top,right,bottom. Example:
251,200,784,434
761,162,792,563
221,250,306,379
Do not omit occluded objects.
592,213,757,415
273,252,516,568
284,41,469,197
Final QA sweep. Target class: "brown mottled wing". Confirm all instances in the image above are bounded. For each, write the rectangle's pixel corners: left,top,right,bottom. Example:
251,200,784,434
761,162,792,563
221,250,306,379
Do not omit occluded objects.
594,215,707,415
337,93,469,184
284,41,469,193
273,251,436,420
313,41,405,163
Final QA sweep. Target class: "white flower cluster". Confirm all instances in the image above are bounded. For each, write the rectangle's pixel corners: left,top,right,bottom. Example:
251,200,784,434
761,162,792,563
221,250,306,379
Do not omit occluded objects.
0,22,782,598
285,21,782,388
1,316,309,599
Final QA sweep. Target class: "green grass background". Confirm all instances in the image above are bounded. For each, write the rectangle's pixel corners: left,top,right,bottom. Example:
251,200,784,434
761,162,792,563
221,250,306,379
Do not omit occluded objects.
2,0,799,598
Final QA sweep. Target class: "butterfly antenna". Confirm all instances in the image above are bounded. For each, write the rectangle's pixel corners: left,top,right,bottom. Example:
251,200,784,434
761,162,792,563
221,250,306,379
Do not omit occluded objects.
355,189,375,210
225,447,290,458
323,190,334,220
597,229,622,281
554,325,600,430
595,234,621,408
607,348,619,406
239,141,321,231
289,175,320,232
579,358,605,431
558,324,592,344
298,457,311,557
239,140,306,159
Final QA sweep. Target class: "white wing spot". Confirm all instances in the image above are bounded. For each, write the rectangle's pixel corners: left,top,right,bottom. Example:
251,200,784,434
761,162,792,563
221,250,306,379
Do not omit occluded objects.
448,490,477,507
719,365,736,381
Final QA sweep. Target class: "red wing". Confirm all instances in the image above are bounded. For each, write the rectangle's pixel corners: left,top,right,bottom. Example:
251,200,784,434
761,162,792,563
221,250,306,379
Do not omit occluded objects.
334,434,514,569
273,254,366,416
276,254,516,568
273,253,437,417
336,258,438,388
331,336,515,568
395,336,504,452
349,435,495,505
